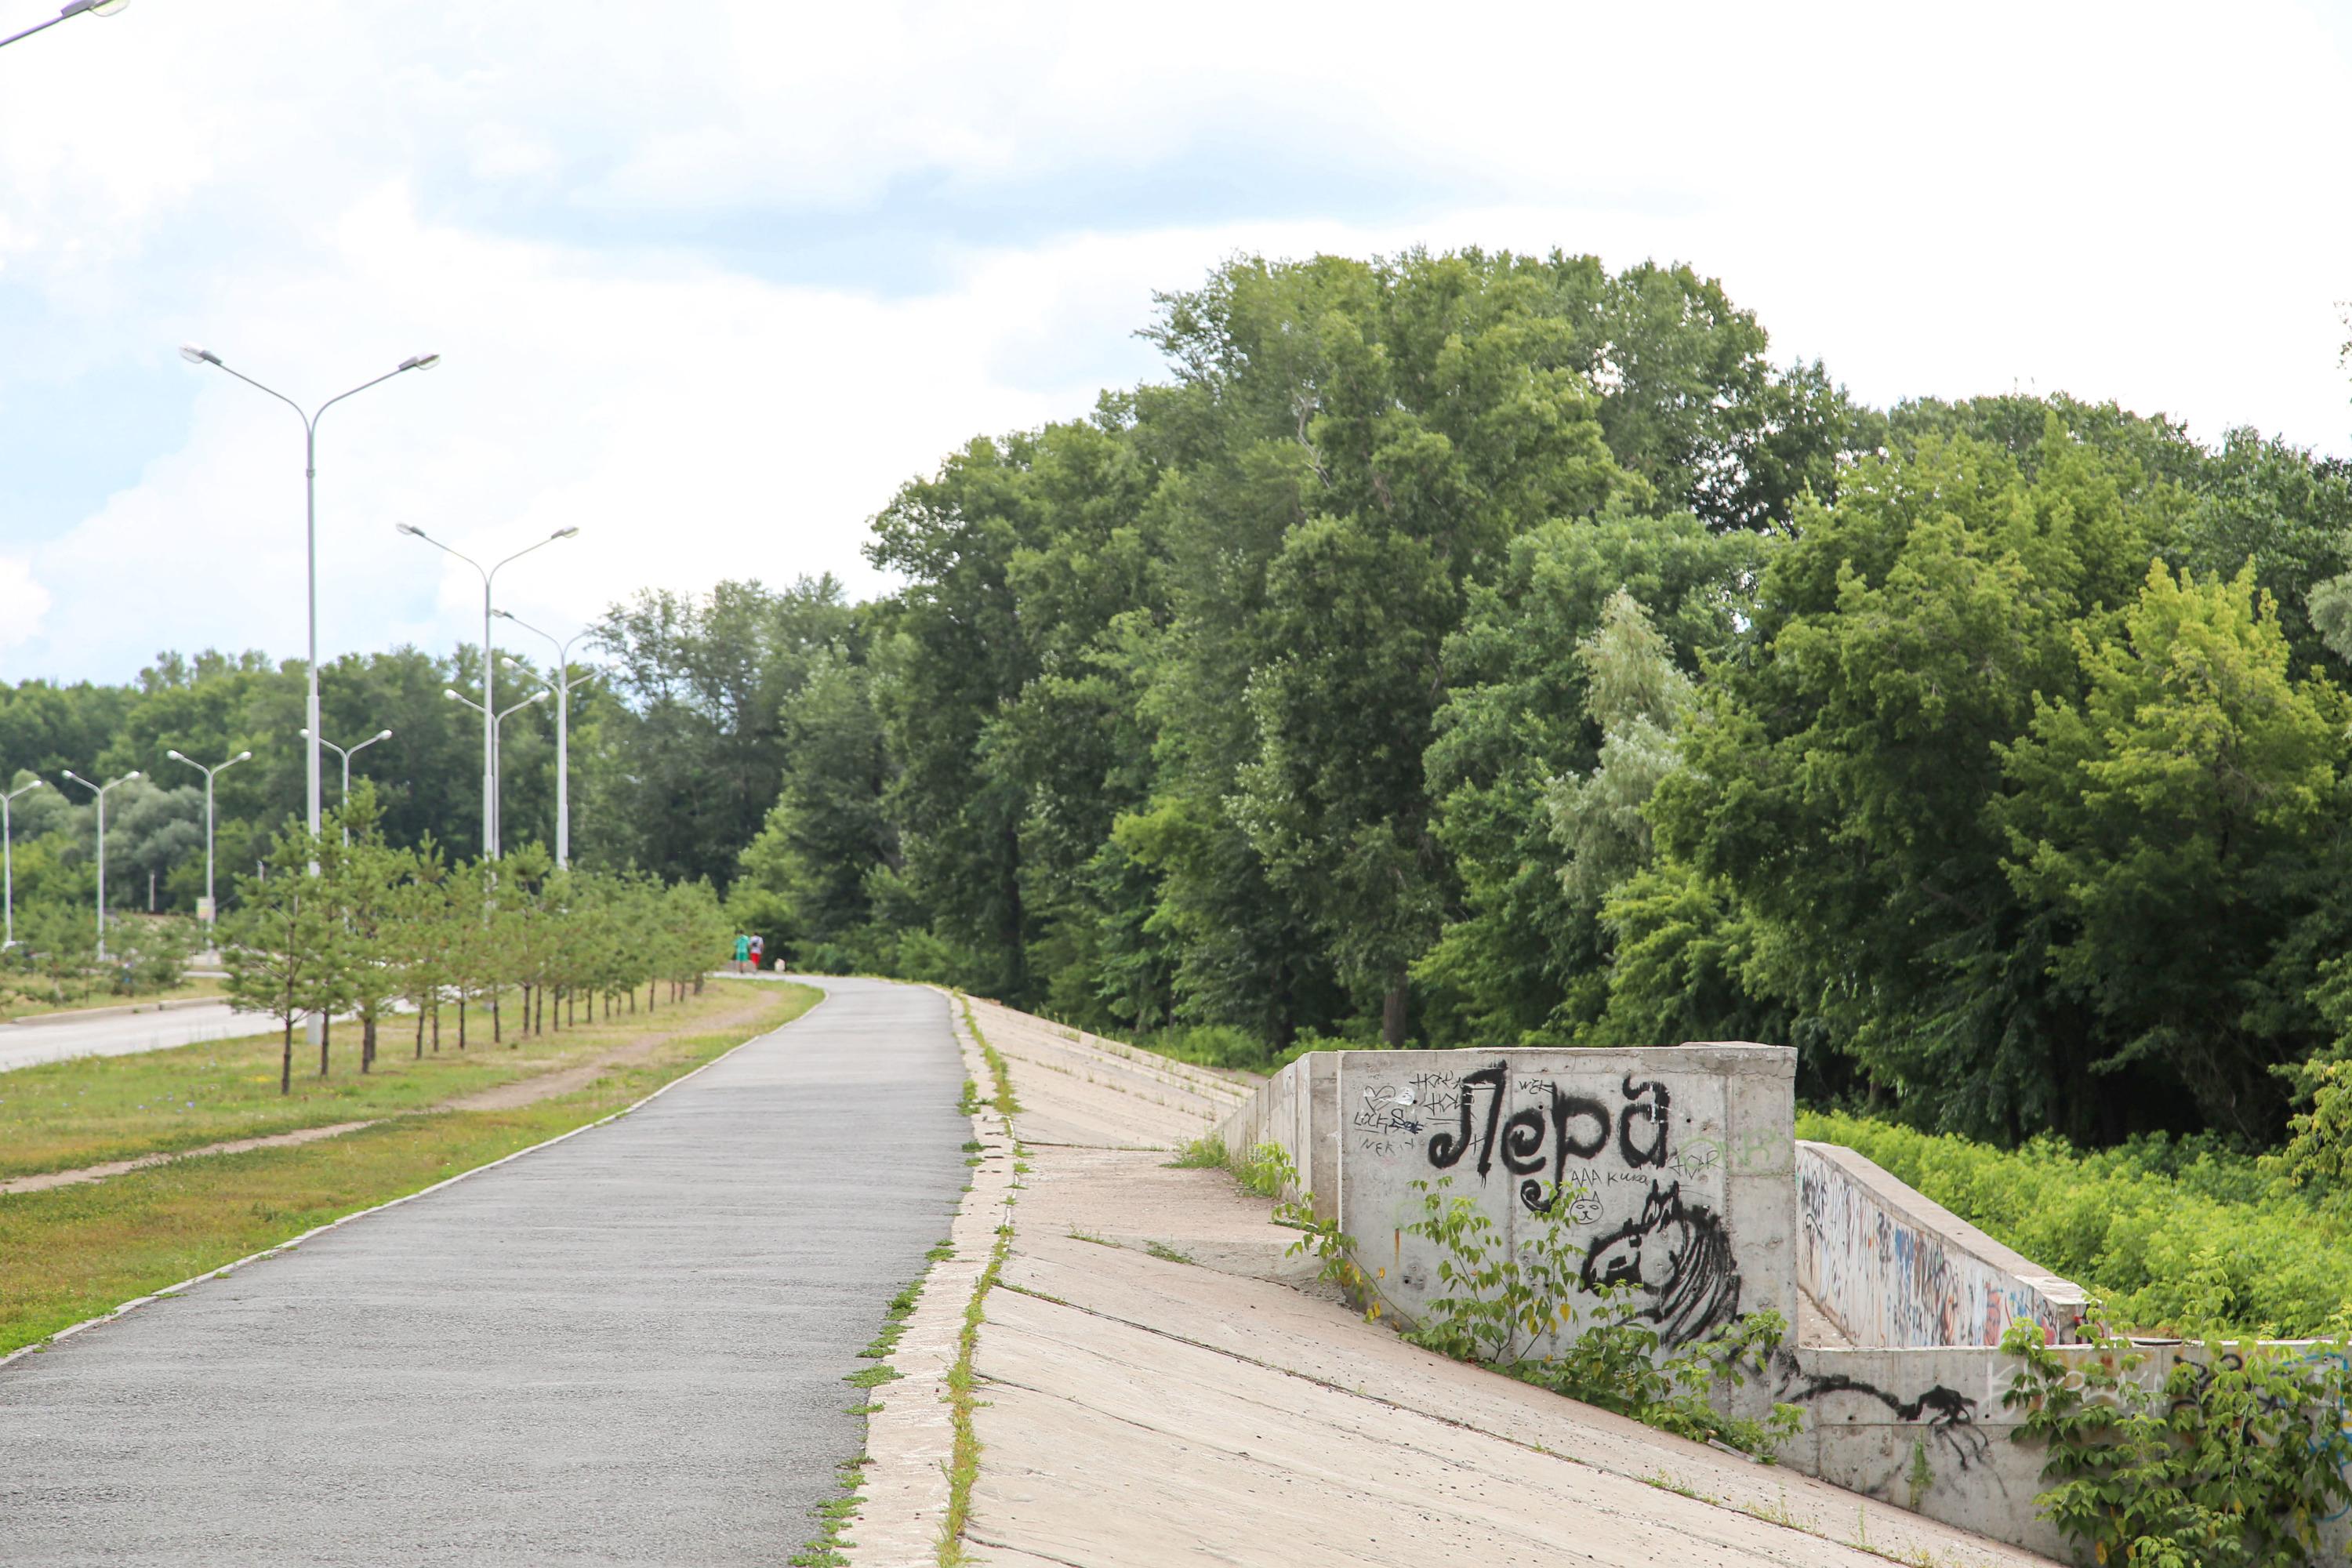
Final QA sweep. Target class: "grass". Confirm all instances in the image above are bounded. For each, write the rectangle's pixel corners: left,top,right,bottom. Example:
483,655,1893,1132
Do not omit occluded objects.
939,993,1021,1567
941,1218,1012,1566
0,980,819,1357
0,974,226,1023
1166,1134,1229,1170
0,982,775,1181
958,995,1020,1115
792,1235,955,1567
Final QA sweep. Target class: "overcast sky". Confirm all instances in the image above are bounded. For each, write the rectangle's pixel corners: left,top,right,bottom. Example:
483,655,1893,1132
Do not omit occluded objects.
3,0,2350,685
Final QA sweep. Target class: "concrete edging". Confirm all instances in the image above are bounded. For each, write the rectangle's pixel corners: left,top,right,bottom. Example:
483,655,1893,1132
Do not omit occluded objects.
0,984,829,1374
838,984,1018,1567
8,995,228,1029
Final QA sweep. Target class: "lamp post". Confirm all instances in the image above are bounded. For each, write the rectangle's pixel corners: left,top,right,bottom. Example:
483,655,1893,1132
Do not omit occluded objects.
165,748,252,926
495,614,593,869
0,0,126,52
444,688,549,855
299,728,391,844
180,344,437,878
2,777,45,949
397,524,576,858
59,769,140,960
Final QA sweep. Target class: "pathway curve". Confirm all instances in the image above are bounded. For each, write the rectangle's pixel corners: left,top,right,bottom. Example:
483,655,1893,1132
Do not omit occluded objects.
0,977,967,1566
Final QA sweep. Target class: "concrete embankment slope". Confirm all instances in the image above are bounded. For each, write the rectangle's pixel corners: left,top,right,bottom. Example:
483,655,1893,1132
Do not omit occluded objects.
881,1000,2056,1567
0,979,967,1566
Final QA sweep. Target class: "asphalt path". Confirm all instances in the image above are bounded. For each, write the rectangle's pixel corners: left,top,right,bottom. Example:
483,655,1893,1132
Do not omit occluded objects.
0,1000,263,1074
0,977,967,1566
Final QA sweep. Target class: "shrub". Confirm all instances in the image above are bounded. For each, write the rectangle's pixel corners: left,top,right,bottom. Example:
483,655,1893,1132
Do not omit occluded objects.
1802,1111,2352,1338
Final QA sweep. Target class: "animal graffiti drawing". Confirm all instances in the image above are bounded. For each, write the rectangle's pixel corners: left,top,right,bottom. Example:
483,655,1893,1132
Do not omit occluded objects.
1785,1370,1990,1470
1579,1181,1742,1348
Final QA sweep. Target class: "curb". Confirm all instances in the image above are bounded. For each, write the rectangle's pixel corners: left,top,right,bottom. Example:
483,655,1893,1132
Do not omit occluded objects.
8,996,227,1029
0,983,830,1374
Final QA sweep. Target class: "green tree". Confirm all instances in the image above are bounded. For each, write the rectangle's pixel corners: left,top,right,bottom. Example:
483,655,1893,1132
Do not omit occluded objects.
223,820,347,1094
1997,564,2350,1139
1641,422,2160,1137
1418,514,1755,1044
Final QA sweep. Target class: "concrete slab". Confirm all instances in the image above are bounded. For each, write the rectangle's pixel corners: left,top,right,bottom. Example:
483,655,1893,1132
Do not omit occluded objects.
942,996,2060,1566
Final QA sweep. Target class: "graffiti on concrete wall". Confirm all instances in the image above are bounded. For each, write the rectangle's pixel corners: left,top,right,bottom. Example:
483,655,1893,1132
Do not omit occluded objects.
1780,1363,1991,1470
1341,1057,1780,1351
1582,1181,1744,1348
1797,1145,2074,1348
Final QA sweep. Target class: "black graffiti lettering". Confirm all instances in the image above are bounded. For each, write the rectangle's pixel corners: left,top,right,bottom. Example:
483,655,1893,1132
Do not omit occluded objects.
1500,1107,1548,1175
1428,1062,1507,1174
1554,1092,1611,1161
1618,1076,1671,1168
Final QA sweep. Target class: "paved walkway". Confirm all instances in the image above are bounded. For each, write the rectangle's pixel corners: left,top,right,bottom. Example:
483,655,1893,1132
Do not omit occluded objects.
0,978,967,1566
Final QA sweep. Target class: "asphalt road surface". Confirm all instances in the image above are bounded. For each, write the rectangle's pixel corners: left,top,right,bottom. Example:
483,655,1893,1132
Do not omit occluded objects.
0,977,967,1566
0,1000,262,1074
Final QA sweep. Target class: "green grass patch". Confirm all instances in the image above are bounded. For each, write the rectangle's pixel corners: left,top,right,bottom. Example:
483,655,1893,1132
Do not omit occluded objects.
0,981,783,1181
1145,1241,1194,1265
956,996,1019,1116
1802,1109,2352,1338
788,1453,869,1567
1166,1134,1227,1171
940,1218,1012,1566
0,982,819,1357
0,974,227,1024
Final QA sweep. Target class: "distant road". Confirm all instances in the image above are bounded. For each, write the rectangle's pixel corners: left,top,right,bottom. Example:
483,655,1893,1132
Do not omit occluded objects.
0,1003,267,1075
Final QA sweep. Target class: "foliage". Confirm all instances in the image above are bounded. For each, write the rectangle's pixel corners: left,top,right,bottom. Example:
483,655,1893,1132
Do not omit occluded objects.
2002,1316,2352,1567
24,243,2352,1167
1804,1112,2352,1338
1393,1175,1799,1457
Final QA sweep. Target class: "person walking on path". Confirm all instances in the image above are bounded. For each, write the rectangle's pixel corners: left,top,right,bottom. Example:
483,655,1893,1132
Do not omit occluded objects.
749,934,765,971
732,932,751,975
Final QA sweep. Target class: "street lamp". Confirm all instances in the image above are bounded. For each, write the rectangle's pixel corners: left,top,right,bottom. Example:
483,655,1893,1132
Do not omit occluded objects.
495,613,594,869
1,0,127,52
165,748,252,926
298,728,390,844
180,343,438,882
2,776,45,950
444,688,549,856
59,769,140,960
397,523,577,858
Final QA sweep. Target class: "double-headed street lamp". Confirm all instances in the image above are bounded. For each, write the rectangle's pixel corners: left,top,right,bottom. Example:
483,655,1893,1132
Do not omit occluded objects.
299,727,391,844
59,769,139,960
165,748,252,925
180,343,438,880
444,688,548,857
397,523,577,859
1,0,126,52
495,612,593,869
2,776,45,949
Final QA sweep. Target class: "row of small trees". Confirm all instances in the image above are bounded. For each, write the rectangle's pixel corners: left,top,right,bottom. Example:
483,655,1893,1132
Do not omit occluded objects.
224,785,734,1094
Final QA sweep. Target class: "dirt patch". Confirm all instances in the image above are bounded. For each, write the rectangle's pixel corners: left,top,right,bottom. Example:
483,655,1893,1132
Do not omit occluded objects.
1,1121,380,1196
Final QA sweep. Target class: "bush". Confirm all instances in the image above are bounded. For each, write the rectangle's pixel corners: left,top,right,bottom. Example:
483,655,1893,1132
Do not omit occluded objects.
1802,1111,2352,1338
2002,1316,2352,1566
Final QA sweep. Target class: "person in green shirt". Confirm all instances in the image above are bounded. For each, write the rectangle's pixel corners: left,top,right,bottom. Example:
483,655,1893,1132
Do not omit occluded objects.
732,932,751,975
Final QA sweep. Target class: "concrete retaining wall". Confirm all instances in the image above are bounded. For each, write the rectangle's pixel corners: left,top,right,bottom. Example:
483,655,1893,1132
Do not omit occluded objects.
1221,1044,1799,1353
1212,1047,2352,1558
1796,1141,2086,1349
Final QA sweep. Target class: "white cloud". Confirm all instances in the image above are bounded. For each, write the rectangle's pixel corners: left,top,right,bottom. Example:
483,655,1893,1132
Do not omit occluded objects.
5,0,2352,682
0,557,50,652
